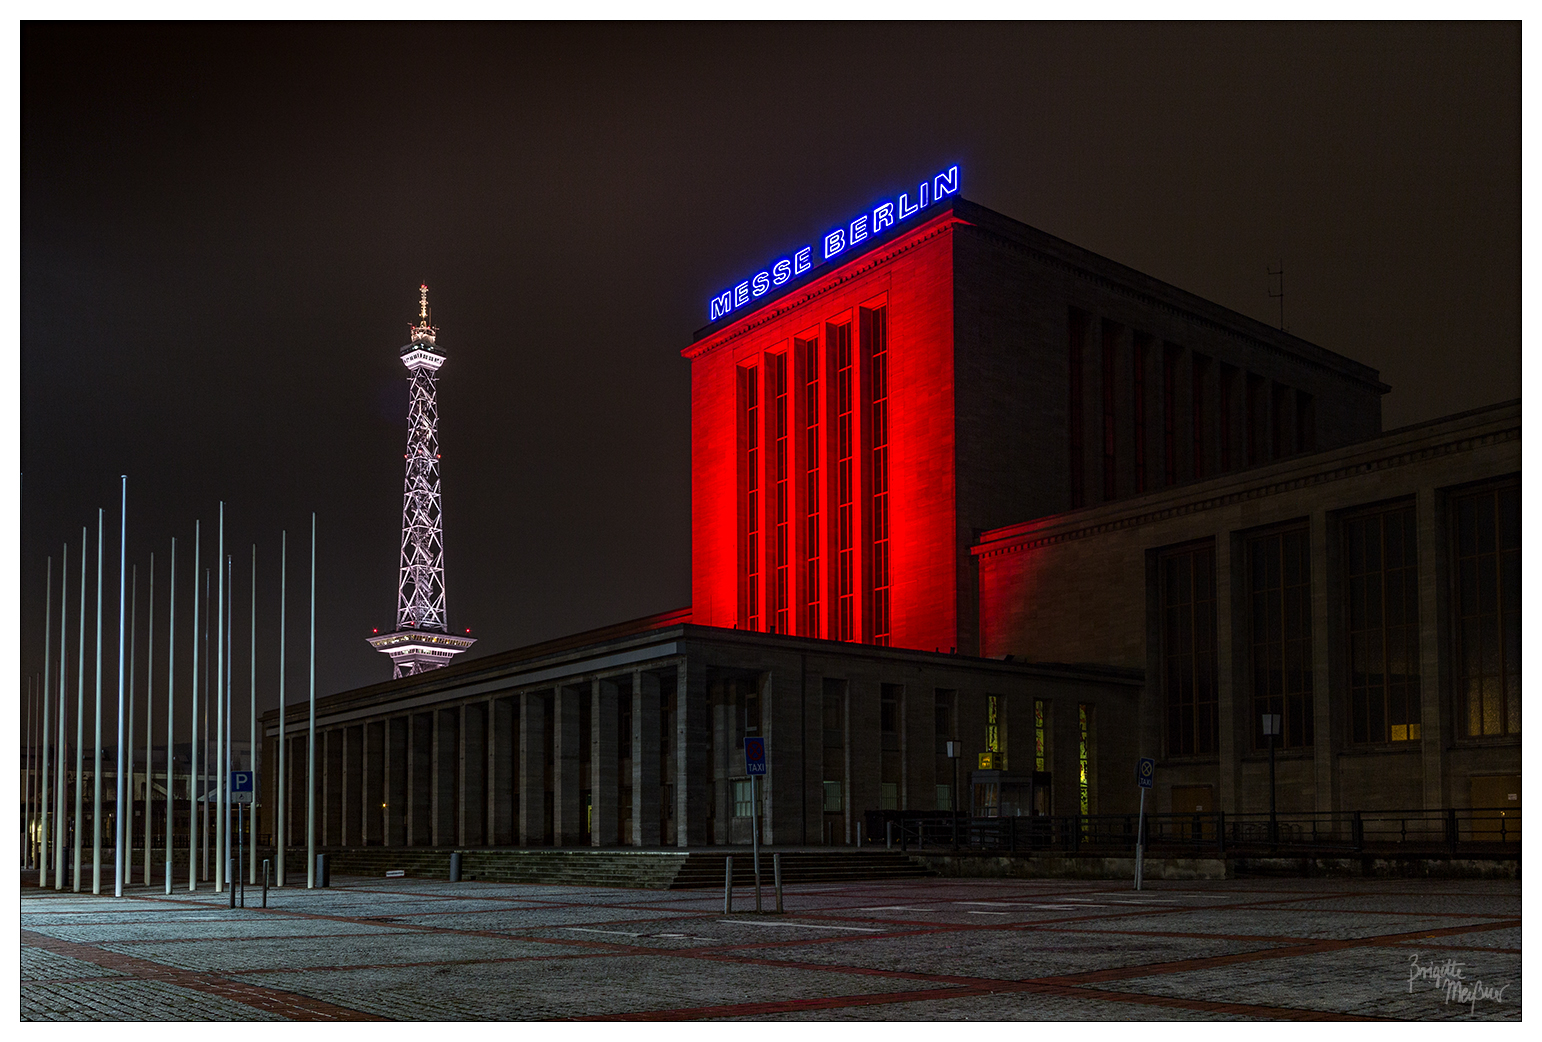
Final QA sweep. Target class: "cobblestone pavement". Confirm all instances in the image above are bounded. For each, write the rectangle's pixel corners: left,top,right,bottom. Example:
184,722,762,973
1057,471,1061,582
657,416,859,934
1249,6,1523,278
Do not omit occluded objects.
18,872,1520,1021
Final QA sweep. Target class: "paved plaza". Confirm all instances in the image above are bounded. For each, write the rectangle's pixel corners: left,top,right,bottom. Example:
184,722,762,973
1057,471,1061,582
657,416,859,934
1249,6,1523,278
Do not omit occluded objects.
19,871,1520,1021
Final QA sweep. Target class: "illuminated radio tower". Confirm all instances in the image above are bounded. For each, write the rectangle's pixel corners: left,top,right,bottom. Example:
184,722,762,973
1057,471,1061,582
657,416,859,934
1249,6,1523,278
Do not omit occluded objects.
368,285,475,678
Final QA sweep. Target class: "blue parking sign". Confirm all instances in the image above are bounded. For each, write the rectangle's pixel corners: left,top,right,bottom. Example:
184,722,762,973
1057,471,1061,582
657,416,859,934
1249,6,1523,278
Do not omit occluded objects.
231,770,255,804
744,737,767,776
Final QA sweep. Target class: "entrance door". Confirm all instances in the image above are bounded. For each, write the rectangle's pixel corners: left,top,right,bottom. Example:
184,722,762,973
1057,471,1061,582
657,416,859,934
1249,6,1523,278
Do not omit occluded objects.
1171,784,1214,841
1469,776,1521,842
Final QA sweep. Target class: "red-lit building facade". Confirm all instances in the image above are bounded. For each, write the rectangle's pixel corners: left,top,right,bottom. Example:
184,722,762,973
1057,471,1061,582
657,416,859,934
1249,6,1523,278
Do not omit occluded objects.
686,197,1384,658
261,188,1517,854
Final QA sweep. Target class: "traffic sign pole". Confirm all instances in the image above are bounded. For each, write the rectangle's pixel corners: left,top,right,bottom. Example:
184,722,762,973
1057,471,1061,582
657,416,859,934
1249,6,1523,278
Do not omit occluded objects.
1134,786,1146,891
1135,757,1154,891
744,738,767,913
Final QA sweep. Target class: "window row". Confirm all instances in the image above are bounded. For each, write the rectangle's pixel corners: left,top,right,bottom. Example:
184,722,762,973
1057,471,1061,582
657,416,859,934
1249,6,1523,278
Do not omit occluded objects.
1158,479,1519,756
737,299,891,645
1070,308,1316,508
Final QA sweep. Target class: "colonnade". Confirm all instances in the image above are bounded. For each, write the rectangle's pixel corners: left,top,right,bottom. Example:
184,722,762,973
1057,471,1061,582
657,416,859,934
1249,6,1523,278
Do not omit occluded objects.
265,660,710,850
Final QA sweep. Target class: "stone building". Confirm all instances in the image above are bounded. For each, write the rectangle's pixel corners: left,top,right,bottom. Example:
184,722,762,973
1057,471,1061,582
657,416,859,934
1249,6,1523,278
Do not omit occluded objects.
261,177,1518,849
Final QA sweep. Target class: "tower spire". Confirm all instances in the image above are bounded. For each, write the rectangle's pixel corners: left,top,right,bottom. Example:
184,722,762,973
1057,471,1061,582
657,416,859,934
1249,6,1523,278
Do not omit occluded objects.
368,284,474,678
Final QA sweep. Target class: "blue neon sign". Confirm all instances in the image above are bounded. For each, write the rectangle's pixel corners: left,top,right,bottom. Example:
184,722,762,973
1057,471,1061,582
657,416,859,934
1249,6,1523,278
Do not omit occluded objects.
709,164,961,322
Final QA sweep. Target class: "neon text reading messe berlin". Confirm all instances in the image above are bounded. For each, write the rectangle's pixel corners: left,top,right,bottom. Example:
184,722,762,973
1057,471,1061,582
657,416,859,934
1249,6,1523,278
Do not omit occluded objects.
708,164,960,322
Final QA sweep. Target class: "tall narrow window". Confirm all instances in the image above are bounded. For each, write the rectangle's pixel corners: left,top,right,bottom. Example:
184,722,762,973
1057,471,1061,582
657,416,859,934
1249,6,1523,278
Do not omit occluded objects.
770,353,790,635
1296,390,1316,454
833,323,855,642
1162,345,1178,486
985,694,1004,766
1246,373,1263,466
1077,704,1091,815
1161,542,1219,755
1272,382,1290,460
739,364,761,632
1191,353,1208,480
1346,504,1420,743
1033,699,1046,772
867,306,891,645
1250,527,1314,749
1133,334,1148,494
1219,364,1235,472
1453,481,1520,737
802,337,822,638
1102,322,1118,501
1068,309,1087,508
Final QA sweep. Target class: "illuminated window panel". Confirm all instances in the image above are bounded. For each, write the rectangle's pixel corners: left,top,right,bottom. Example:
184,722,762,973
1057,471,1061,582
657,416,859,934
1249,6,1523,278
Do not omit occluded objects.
867,305,891,646
1078,703,1091,816
770,353,790,636
833,323,855,642
1034,698,1046,772
739,364,760,632
802,337,821,638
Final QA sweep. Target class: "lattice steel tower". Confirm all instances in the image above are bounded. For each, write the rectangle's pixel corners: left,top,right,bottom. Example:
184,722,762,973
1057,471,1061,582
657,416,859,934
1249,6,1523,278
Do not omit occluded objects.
368,285,476,678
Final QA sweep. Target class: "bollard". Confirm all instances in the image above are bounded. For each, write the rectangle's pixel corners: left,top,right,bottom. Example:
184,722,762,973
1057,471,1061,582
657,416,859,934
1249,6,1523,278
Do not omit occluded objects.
449,851,462,883
856,821,863,848
773,853,783,914
316,853,329,889
262,859,269,908
723,855,734,913
887,821,893,849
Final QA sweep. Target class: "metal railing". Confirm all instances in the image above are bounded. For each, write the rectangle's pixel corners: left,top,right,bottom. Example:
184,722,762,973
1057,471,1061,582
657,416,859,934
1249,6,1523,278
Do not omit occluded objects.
879,807,1519,857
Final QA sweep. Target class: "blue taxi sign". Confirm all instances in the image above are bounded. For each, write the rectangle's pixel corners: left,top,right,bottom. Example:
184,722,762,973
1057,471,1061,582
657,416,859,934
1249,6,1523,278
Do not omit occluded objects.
744,737,767,776
1136,758,1155,789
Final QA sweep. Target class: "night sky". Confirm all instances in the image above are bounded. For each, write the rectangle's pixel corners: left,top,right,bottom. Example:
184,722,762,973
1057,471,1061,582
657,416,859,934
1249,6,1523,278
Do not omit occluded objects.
19,23,1520,744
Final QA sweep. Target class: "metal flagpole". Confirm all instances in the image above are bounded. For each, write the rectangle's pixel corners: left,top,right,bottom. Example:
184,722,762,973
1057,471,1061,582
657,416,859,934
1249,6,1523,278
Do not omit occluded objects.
306,513,316,889
225,554,233,894
74,527,86,892
165,539,176,894
56,541,69,890
189,521,199,891
277,531,287,887
215,502,224,894
41,556,52,888
249,545,257,885
25,677,33,868
145,553,154,888
202,568,210,881
92,508,104,895
124,562,137,890
114,478,128,897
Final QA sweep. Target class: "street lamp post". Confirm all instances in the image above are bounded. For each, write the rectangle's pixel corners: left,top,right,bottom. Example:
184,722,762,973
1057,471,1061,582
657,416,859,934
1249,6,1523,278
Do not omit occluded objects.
1262,713,1281,846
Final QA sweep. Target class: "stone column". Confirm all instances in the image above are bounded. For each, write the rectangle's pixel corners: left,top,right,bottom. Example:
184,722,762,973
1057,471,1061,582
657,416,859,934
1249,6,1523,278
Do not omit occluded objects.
462,703,485,847
1216,529,1243,813
552,686,582,846
519,692,545,846
632,671,661,847
1415,487,1447,808
321,730,333,847
676,661,708,849
339,727,351,846
489,698,514,846
430,711,443,847
591,679,620,846
1310,510,1337,813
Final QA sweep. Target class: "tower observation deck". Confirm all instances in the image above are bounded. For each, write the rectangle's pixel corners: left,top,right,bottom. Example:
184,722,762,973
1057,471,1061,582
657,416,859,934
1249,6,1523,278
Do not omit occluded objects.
368,285,475,678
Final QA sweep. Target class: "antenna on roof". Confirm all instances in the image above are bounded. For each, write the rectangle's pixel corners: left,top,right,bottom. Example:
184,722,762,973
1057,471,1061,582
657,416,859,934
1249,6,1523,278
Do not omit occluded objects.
1267,263,1285,332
